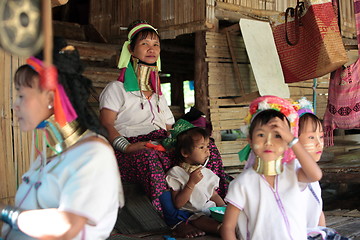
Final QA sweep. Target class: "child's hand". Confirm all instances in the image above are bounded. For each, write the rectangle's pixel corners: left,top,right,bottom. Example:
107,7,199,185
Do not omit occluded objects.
188,168,203,186
267,117,294,144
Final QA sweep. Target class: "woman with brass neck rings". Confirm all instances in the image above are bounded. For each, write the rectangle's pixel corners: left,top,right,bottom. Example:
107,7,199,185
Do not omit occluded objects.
1,37,123,240
99,20,228,213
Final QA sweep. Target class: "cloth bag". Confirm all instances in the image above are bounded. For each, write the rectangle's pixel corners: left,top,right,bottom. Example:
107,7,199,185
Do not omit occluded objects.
323,0,360,146
270,0,348,83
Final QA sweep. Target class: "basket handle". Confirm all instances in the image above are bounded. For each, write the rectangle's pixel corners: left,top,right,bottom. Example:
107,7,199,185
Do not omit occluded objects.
285,0,305,46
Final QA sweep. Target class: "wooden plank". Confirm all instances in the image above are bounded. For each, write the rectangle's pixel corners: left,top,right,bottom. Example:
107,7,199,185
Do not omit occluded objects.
212,120,245,131
83,67,120,88
217,140,248,153
209,98,250,107
67,40,121,67
210,108,249,120
221,154,245,167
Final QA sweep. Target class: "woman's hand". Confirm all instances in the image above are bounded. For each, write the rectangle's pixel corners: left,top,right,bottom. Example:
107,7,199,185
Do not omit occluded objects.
125,141,150,153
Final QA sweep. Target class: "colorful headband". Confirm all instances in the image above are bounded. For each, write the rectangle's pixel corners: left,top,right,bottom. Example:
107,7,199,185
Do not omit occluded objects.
162,119,194,149
26,56,77,127
293,97,314,117
240,95,299,164
117,23,161,70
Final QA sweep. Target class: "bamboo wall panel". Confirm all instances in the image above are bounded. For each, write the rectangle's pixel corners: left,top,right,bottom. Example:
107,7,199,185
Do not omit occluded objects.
90,0,207,41
206,31,255,167
89,0,355,42
205,28,331,168
0,49,29,205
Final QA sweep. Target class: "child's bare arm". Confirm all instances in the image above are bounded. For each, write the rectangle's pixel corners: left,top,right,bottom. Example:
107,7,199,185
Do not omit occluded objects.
269,117,322,182
210,191,226,206
172,168,203,209
318,211,326,227
221,203,240,240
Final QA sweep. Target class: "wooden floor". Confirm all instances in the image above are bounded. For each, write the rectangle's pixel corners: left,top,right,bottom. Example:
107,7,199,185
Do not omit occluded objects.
109,209,360,240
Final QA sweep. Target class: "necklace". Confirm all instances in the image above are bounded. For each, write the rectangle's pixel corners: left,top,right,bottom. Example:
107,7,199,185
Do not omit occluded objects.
132,58,160,112
253,155,283,176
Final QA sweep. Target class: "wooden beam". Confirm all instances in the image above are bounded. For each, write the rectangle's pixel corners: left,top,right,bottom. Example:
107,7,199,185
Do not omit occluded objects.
194,31,209,119
215,1,281,19
215,8,252,22
170,74,185,115
233,91,260,104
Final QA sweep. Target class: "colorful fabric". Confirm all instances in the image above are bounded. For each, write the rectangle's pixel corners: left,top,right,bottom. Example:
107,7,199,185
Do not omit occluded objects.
162,119,195,149
307,226,351,240
293,97,315,117
26,57,77,127
115,129,228,212
323,0,360,146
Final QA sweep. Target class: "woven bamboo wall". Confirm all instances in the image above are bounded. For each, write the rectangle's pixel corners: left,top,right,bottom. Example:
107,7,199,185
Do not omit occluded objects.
206,31,253,168
90,0,208,41
89,0,356,41
0,49,30,205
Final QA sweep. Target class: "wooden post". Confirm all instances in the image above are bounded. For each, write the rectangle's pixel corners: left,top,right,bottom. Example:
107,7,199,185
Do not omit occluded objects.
170,73,185,114
194,31,209,120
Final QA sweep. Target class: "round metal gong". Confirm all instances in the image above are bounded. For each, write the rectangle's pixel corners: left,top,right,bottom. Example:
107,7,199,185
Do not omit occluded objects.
0,0,43,57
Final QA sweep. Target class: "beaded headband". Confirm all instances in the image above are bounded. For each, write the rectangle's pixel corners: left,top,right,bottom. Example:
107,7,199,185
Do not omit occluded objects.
241,95,299,164
293,97,314,117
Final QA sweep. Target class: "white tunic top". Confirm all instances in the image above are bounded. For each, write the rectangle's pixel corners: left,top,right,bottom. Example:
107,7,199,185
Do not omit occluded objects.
304,181,323,228
166,166,219,214
3,135,124,240
99,81,175,137
225,161,307,240
294,160,323,228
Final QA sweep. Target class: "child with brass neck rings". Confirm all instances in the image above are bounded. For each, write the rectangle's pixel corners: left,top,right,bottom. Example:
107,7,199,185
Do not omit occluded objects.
166,127,225,238
221,96,322,240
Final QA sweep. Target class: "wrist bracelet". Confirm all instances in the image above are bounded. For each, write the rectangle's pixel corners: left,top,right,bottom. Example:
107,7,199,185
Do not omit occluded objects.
185,184,193,190
112,136,130,153
288,137,299,148
1,205,21,230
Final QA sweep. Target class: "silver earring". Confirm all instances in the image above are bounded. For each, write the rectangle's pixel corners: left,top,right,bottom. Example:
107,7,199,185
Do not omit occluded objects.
48,105,53,109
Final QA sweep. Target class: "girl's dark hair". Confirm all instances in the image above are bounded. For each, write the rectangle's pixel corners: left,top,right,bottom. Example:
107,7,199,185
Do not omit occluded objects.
175,127,209,163
17,37,106,136
14,65,39,89
128,20,160,52
249,109,290,139
299,113,322,135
